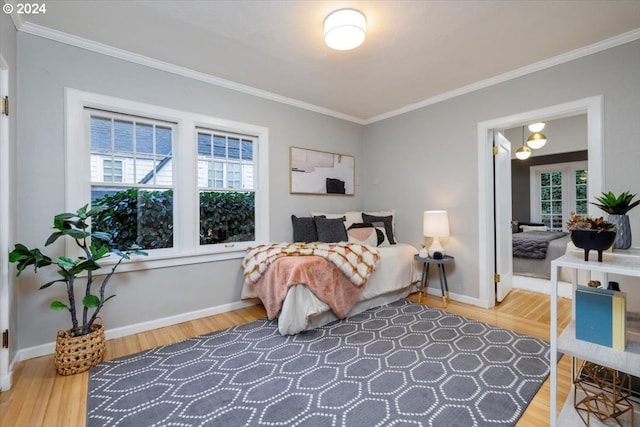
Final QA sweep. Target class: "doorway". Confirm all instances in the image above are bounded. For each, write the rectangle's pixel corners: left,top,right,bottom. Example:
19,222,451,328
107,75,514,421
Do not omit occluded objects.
477,96,604,308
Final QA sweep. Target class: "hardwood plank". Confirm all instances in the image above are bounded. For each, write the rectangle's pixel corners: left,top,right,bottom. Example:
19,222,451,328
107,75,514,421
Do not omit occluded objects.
0,289,572,426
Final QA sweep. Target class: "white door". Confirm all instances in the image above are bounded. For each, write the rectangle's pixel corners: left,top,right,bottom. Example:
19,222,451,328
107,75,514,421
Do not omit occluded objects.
494,131,513,302
0,57,9,389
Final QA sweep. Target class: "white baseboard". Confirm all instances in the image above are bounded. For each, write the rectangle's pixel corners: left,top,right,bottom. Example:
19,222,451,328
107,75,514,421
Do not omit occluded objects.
424,286,484,307
15,300,259,363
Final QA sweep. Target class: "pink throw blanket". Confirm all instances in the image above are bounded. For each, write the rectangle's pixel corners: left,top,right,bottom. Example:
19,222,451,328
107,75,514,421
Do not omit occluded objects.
253,256,364,320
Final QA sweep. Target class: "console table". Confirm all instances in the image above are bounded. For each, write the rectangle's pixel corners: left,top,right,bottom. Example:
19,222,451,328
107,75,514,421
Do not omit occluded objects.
550,250,640,426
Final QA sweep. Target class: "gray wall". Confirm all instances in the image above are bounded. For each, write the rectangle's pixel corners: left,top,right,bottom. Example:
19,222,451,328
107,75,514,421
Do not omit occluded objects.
16,33,365,349
364,39,640,300
0,11,19,376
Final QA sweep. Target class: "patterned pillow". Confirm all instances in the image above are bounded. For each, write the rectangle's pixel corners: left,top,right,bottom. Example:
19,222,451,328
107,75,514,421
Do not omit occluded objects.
345,222,390,247
362,213,396,244
345,223,378,246
371,222,391,247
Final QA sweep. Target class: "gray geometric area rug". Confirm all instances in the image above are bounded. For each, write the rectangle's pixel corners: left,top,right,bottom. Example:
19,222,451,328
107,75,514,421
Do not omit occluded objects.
87,300,550,427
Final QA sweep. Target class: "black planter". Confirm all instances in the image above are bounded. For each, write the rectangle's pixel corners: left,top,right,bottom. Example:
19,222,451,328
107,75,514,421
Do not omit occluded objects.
570,230,617,262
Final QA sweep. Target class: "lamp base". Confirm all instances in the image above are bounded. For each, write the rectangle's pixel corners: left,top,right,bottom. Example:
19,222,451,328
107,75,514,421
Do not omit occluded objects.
428,239,445,258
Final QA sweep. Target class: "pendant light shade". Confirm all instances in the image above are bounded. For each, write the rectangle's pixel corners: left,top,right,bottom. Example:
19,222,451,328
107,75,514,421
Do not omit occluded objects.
528,122,545,133
527,132,547,149
324,9,367,51
515,125,531,160
515,145,532,160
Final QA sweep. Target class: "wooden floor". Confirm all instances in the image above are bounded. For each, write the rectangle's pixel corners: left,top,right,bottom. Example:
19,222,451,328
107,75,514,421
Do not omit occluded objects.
0,289,572,427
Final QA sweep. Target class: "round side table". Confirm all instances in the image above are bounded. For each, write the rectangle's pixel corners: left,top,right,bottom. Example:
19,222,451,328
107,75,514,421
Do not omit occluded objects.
414,254,455,306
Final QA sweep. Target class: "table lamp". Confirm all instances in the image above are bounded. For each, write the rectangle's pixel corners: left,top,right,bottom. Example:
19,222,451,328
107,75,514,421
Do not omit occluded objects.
423,210,450,257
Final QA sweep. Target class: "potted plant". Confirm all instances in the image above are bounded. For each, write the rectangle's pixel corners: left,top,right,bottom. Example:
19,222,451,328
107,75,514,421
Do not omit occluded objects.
591,191,639,249
566,214,616,262
9,204,146,375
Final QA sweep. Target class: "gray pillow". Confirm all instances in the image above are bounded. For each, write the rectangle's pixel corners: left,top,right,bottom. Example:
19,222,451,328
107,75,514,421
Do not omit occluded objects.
314,216,347,243
291,215,318,243
362,213,396,244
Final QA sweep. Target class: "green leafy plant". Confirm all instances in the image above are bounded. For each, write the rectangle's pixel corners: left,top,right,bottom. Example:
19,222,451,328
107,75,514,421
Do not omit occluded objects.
9,205,147,337
566,214,616,232
591,191,640,215
90,189,254,250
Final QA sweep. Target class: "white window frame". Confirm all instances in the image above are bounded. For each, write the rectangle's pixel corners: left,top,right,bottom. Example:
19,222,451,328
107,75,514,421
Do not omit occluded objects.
530,161,588,231
65,88,269,272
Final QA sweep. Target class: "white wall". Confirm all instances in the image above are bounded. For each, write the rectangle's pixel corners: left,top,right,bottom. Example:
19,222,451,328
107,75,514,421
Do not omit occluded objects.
364,39,640,303
16,33,365,350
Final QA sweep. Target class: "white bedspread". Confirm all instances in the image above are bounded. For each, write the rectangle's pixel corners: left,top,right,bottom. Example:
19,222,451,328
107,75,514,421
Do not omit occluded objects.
241,243,420,335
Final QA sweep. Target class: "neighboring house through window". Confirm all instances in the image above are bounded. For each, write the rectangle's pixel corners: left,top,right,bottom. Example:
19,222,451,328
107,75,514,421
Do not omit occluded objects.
530,161,588,231
65,88,269,271
102,159,123,183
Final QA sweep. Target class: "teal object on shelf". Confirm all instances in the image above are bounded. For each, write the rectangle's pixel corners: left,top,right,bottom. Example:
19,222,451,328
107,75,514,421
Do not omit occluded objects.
575,285,626,350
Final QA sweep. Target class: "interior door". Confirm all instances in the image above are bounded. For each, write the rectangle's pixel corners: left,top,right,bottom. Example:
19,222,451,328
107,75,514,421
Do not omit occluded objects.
494,131,514,302
0,59,9,389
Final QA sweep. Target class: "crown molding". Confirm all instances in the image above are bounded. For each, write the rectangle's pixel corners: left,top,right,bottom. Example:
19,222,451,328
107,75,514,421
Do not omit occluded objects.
17,21,366,125
16,20,640,126
364,28,640,124
3,0,25,30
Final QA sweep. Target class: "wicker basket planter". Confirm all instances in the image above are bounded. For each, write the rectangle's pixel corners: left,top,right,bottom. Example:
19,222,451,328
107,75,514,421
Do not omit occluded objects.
54,322,105,376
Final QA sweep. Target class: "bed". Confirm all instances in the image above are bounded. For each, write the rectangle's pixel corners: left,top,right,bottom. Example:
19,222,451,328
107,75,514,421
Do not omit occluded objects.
241,211,420,335
512,229,571,279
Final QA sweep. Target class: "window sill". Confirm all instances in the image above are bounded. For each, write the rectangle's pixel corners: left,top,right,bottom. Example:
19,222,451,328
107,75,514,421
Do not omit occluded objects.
91,244,252,275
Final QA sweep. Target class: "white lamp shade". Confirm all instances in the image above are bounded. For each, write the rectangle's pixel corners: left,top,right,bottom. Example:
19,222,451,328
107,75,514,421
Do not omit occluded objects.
423,210,450,237
324,9,366,51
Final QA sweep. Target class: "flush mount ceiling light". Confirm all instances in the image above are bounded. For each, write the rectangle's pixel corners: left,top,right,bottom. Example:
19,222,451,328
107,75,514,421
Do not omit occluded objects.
324,9,366,51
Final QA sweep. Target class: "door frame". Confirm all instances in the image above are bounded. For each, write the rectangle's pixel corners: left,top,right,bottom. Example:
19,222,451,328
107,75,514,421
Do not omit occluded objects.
477,96,604,308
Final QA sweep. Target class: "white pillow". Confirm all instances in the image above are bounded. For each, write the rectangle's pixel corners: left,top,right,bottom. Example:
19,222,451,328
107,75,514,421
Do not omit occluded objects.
344,211,365,223
312,211,362,223
520,225,547,232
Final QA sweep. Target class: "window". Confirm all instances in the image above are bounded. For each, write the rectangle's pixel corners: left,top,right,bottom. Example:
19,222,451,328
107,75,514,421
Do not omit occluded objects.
102,159,123,182
575,170,588,215
65,89,269,271
89,111,175,250
197,130,256,246
540,171,563,230
530,161,588,231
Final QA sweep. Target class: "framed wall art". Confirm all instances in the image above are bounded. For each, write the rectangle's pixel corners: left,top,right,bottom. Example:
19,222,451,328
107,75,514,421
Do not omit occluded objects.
289,147,354,195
